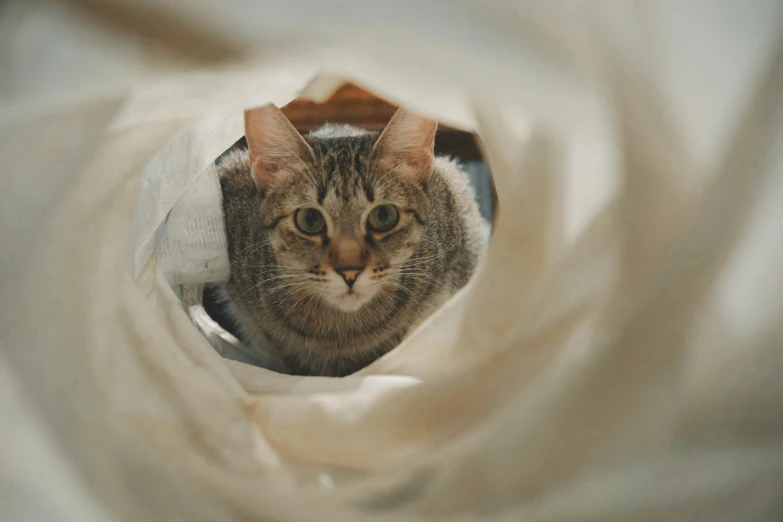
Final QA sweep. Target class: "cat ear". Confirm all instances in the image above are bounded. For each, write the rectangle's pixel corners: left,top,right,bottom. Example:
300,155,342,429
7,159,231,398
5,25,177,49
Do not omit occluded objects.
372,108,437,182
244,104,314,189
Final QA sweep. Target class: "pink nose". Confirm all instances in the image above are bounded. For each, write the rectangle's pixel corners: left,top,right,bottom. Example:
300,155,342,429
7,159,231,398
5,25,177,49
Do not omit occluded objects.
336,267,363,289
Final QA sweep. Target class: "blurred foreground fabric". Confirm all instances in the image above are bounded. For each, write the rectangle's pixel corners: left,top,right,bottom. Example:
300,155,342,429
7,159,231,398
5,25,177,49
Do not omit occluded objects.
1,0,783,520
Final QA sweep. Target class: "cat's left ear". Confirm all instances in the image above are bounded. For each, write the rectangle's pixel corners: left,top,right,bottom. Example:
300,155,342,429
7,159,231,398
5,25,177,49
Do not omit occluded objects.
244,104,314,189
371,108,437,183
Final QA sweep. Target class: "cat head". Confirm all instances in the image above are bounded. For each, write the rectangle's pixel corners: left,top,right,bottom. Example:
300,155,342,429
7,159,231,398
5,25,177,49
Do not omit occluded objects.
244,104,437,312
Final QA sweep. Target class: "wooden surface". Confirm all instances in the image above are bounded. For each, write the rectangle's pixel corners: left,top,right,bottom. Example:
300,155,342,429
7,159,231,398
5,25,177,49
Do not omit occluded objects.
282,83,483,161
282,83,397,131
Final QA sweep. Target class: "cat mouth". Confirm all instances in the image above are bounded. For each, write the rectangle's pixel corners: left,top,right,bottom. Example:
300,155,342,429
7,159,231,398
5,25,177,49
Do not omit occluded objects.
330,289,369,311
341,290,362,302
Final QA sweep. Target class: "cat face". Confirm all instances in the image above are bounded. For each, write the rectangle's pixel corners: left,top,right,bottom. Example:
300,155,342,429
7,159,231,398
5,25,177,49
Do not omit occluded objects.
244,105,437,312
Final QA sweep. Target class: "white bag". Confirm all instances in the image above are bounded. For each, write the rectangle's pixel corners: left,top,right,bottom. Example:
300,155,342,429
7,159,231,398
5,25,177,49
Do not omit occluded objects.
2,0,783,520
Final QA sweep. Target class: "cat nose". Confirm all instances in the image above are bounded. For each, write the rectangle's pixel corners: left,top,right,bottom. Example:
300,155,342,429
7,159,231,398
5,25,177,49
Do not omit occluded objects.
336,267,364,289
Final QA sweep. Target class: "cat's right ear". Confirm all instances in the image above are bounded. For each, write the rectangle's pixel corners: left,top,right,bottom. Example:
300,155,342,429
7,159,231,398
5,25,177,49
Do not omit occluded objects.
371,108,437,184
244,104,314,189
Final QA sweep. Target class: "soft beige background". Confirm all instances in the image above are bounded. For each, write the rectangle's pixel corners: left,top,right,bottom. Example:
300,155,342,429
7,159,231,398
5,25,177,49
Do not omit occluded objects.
2,0,783,520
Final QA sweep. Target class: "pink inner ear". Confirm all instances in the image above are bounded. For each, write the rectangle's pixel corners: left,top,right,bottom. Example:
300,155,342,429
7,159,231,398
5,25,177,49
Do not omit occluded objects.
244,104,313,189
373,108,438,176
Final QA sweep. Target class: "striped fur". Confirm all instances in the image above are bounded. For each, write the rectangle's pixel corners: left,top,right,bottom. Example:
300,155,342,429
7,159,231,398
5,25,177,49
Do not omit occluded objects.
213,116,484,376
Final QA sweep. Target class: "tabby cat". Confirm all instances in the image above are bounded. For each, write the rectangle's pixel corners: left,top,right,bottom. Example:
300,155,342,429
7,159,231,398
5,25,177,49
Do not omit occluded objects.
211,104,483,376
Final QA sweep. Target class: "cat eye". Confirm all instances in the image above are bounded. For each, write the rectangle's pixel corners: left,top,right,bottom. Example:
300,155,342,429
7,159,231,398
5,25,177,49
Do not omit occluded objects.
294,208,326,235
367,204,400,233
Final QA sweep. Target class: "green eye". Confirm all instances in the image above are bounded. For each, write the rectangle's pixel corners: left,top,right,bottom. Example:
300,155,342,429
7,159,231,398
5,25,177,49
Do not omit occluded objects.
367,204,400,232
295,208,326,235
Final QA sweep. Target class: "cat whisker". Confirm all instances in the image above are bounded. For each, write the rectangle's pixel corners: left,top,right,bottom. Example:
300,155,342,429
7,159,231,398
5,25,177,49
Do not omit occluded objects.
228,273,306,304
384,267,441,286
263,279,320,298
417,235,449,259
257,263,310,273
252,279,316,311
237,238,274,258
286,287,322,316
385,275,439,291
389,231,469,268
376,280,428,308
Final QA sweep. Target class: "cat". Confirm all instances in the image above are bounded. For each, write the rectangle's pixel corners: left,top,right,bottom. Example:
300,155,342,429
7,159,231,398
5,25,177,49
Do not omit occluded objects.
209,104,484,376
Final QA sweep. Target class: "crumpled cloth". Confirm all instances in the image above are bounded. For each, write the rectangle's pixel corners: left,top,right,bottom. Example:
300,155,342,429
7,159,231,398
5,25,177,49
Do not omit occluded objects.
2,0,783,520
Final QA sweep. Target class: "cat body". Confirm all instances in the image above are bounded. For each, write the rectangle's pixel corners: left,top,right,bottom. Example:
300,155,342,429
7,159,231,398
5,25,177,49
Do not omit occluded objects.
213,106,483,376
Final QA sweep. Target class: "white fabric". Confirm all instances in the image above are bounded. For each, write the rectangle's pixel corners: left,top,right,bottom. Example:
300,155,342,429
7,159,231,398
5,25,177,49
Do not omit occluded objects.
2,0,783,521
155,164,230,287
